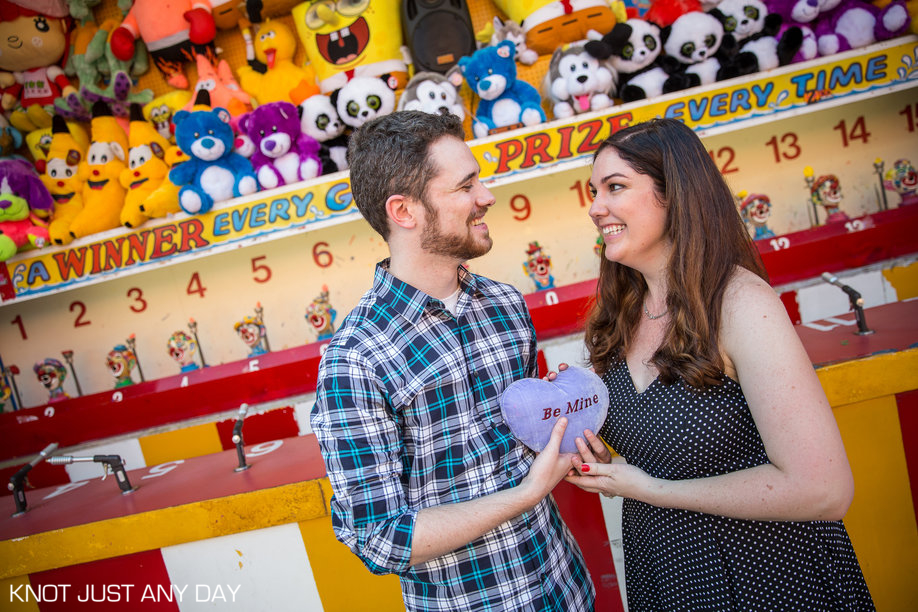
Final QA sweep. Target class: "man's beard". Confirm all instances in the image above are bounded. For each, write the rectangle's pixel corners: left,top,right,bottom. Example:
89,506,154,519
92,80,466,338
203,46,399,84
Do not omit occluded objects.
420,195,492,261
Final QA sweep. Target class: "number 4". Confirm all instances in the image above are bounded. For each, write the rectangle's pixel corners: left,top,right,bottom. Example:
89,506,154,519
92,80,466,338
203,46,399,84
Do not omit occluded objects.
187,272,207,298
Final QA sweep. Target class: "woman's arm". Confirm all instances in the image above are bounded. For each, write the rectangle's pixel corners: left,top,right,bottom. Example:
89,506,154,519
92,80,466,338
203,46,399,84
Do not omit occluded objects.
567,269,854,521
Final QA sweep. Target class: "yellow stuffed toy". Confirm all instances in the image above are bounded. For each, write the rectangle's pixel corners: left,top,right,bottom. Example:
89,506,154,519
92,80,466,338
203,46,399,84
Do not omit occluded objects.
491,0,627,56
119,104,172,228
69,102,129,240
291,0,408,94
40,116,87,246
237,18,320,105
144,90,194,143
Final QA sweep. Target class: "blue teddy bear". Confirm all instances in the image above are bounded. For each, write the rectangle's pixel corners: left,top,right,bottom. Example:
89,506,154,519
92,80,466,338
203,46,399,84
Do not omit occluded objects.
170,108,258,215
457,40,546,139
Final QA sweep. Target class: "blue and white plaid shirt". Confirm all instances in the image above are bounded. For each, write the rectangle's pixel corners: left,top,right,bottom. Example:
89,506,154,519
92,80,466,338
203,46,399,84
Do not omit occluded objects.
312,260,594,611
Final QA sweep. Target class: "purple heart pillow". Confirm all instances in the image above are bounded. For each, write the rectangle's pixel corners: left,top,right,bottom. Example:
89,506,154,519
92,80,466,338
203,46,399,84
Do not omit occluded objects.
500,366,609,453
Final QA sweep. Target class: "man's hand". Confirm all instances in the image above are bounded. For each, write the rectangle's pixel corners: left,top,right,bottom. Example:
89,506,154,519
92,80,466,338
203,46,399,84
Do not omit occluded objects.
518,417,575,506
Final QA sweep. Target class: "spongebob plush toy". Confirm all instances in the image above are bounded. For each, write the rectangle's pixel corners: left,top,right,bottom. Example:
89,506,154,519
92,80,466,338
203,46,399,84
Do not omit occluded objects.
69,102,129,240
120,104,173,228
40,116,87,246
491,0,626,56
291,0,409,94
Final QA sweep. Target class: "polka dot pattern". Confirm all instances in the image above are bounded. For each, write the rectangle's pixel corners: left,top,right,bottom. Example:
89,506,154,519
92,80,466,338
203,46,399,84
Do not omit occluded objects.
599,361,875,611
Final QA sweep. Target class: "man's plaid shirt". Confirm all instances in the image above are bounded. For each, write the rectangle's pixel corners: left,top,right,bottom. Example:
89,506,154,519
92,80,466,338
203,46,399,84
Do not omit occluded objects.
312,260,594,611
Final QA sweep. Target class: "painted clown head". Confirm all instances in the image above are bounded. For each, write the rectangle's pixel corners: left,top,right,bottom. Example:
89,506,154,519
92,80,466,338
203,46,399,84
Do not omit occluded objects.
106,344,137,388
167,331,198,371
33,357,68,401
234,315,266,355
885,159,918,205
523,241,554,290
811,174,841,211
305,285,337,340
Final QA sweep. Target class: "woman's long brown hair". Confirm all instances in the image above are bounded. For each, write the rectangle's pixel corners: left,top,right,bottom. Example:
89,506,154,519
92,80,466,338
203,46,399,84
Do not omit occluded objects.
584,119,768,388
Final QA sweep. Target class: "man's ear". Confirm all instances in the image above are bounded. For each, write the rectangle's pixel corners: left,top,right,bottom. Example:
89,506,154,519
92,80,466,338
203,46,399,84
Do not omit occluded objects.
385,194,418,230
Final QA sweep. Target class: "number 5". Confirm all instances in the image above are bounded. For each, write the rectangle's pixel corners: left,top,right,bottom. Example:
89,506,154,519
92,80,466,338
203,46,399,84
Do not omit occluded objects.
251,255,272,283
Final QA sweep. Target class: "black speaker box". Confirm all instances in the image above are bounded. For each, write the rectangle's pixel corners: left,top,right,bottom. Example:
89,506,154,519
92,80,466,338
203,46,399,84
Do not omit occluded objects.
402,0,477,74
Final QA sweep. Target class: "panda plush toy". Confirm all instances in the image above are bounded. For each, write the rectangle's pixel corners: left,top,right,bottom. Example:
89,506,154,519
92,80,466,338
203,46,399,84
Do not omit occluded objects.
585,19,682,102
330,75,398,131
660,10,737,91
298,94,349,175
709,0,803,75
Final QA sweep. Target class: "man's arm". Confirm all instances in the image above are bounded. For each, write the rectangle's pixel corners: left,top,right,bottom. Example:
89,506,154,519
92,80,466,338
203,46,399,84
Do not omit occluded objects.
408,417,574,566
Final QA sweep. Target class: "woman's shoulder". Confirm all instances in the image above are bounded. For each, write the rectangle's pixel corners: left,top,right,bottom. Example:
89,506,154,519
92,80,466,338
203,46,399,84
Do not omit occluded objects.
720,266,795,355
723,267,781,314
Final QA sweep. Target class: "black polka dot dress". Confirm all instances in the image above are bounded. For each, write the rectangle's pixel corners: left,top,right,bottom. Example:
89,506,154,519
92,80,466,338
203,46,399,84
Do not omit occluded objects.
598,361,875,611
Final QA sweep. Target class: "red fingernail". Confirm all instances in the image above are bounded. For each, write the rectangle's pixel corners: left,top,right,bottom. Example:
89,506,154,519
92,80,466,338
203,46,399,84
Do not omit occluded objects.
580,464,590,472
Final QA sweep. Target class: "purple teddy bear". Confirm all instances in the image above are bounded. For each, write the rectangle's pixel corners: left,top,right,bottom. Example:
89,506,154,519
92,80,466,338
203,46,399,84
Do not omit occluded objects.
814,0,910,56
238,101,322,190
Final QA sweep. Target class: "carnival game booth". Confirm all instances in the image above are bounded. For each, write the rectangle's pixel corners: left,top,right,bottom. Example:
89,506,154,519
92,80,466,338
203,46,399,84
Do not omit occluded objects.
1,0,918,609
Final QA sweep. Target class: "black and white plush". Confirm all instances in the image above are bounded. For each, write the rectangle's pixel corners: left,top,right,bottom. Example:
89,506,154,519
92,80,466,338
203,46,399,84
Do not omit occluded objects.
585,19,679,102
330,75,398,131
661,11,735,92
298,93,349,175
710,0,802,75
396,71,466,120
542,42,616,119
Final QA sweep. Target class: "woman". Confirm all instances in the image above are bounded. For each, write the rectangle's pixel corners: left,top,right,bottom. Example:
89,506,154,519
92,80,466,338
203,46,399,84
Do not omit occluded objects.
566,118,873,610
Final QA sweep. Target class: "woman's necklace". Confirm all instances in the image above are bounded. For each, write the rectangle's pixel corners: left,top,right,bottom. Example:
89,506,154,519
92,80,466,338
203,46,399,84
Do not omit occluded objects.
643,303,668,320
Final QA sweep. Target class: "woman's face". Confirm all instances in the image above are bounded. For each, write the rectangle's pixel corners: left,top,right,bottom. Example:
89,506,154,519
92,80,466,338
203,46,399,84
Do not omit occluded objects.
588,148,670,273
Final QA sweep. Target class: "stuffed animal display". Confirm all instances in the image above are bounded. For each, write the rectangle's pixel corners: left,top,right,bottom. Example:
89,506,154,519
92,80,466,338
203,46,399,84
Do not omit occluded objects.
70,101,128,239
542,42,617,118
298,94,349,175
491,0,626,56
0,0,76,132
170,106,258,214
236,18,319,106
458,41,546,138
291,0,409,94
237,101,321,189
0,0,912,258
331,75,399,131
40,116,86,245
119,104,171,228
397,72,466,121
0,158,53,261
110,0,218,89
585,19,676,102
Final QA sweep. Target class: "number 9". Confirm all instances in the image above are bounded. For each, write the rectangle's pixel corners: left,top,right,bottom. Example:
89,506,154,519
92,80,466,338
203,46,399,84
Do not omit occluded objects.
510,194,531,221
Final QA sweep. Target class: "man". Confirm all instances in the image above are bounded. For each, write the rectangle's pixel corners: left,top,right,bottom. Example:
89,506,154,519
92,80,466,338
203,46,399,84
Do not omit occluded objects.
311,111,595,611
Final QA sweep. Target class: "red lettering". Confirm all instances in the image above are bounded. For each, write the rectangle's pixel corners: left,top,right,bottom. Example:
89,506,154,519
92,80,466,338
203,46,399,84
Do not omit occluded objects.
177,218,209,252
101,237,126,271
493,139,523,174
576,119,604,155
556,125,575,160
124,232,150,266
520,132,554,169
150,225,178,259
89,242,104,274
606,112,633,136
52,247,88,281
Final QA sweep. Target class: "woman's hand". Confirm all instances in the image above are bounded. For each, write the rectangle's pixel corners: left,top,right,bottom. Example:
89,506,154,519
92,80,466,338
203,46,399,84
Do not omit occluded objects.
565,456,648,499
542,361,569,381
575,429,613,464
